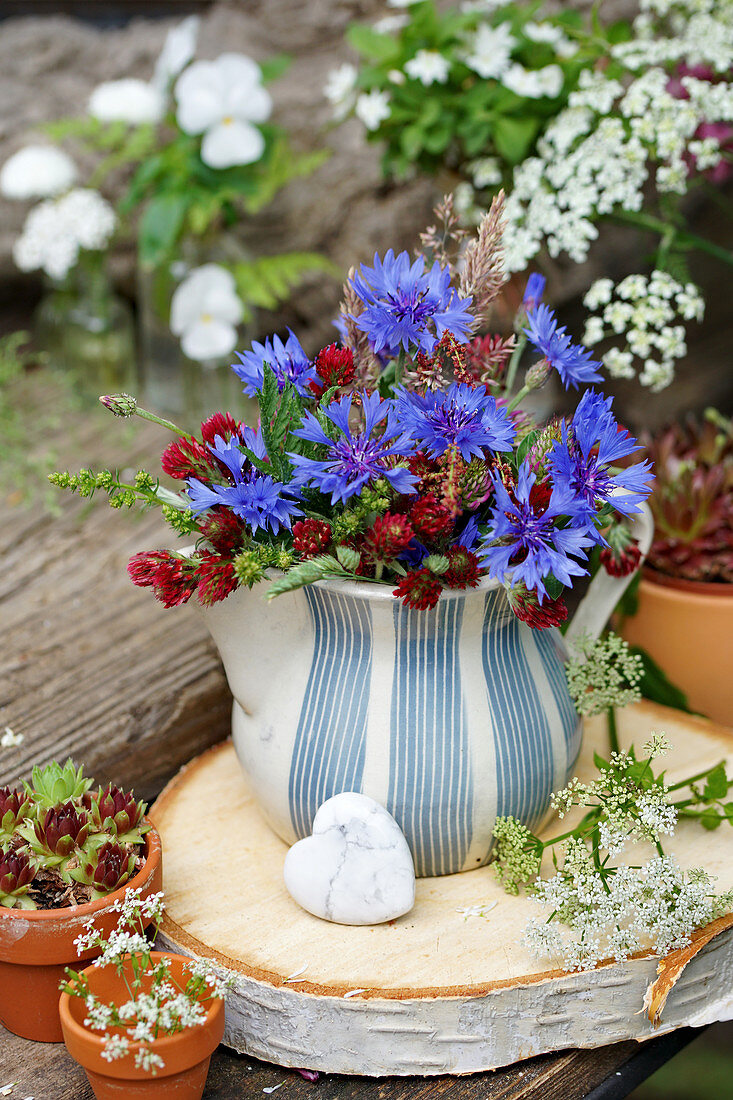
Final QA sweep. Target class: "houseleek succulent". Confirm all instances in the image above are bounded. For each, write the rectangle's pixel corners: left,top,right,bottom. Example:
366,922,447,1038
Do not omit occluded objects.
25,759,93,810
0,846,36,909
85,785,149,844
69,841,138,901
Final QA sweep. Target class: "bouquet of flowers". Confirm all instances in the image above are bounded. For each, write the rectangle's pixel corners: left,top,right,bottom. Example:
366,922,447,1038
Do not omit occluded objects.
51,194,654,628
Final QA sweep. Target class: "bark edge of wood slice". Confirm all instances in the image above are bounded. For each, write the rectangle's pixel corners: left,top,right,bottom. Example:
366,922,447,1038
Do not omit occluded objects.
152,700,733,1076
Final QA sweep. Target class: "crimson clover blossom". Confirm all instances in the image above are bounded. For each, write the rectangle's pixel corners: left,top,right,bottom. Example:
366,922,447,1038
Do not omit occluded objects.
479,462,593,602
524,304,602,390
288,390,418,504
231,330,319,397
350,249,473,356
392,382,515,461
549,390,654,537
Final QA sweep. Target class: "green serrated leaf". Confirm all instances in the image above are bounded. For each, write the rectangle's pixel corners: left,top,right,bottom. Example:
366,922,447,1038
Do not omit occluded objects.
703,763,729,803
517,429,540,467
138,192,189,268
699,807,723,831
347,23,401,63
493,115,540,165
629,645,693,713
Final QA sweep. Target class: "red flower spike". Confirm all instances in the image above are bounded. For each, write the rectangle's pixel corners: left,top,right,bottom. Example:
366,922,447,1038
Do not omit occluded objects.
408,451,438,482
199,510,247,555
363,513,414,561
393,569,443,611
293,519,332,559
128,551,197,608
195,553,238,606
200,412,243,446
509,588,569,630
310,344,356,397
408,494,454,541
600,540,642,578
443,547,481,590
161,436,213,481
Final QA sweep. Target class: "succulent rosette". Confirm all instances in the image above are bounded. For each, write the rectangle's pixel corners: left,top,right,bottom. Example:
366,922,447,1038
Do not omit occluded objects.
0,846,36,909
68,840,138,901
86,785,149,844
53,194,654,628
0,786,31,840
22,801,94,868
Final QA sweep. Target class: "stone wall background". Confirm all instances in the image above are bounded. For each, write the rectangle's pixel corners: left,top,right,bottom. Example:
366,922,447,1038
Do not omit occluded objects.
0,0,730,426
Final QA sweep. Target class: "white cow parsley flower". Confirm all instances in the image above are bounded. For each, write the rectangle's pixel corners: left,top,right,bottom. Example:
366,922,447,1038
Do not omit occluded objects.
355,90,391,131
404,50,450,86
170,264,244,362
175,53,271,169
153,15,200,90
0,145,77,201
502,63,564,99
13,188,115,280
88,79,165,125
582,271,705,391
462,23,516,80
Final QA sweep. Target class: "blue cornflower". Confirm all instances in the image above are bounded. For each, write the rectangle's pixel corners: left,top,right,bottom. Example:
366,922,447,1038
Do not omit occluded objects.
231,330,319,397
549,390,654,535
288,390,418,504
454,515,480,551
393,383,515,461
186,431,301,535
523,272,546,310
524,304,602,390
478,462,592,602
350,249,473,357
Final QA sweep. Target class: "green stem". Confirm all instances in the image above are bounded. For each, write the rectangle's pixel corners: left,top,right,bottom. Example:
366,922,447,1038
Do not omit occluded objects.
667,762,727,791
504,331,527,399
607,707,620,755
133,406,191,438
507,382,532,413
394,349,407,387
607,210,733,268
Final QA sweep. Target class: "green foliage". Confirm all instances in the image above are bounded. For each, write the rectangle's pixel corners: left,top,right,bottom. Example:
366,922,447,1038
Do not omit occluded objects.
233,252,339,322
25,759,92,809
630,644,694,714
344,0,609,186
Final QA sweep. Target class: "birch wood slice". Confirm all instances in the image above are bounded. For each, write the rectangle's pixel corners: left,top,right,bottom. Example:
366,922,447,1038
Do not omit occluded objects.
152,700,733,1076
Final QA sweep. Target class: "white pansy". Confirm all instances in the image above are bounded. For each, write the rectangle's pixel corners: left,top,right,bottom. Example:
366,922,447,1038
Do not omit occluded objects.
175,53,271,169
324,63,358,119
0,145,77,201
463,23,516,79
13,188,115,280
88,79,165,125
355,90,391,131
373,14,410,34
404,49,450,86
153,15,200,90
170,264,243,362
503,63,563,99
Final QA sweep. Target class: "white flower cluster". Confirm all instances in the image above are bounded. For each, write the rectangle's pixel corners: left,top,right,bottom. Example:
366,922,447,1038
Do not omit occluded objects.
565,632,643,717
583,270,705,391
13,188,116,280
525,853,732,972
503,1,733,274
0,145,77,201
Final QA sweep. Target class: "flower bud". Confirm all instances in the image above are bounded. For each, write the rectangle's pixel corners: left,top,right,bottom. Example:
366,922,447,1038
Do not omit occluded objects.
525,357,552,391
99,393,137,417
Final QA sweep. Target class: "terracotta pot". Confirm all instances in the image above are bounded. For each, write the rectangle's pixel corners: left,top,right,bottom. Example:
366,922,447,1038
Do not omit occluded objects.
619,569,733,726
0,823,162,1043
59,951,225,1100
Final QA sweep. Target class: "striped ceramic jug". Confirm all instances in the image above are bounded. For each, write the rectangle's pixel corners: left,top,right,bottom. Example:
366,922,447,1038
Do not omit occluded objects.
199,506,652,877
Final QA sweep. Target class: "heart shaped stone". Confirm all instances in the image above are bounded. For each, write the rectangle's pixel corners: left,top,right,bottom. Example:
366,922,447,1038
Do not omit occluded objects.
283,793,416,926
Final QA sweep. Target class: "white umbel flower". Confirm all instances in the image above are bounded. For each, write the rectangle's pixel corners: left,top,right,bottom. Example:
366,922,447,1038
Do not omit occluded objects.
88,79,165,125
404,49,450,86
0,145,77,201
463,23,516,79
175,53,271,169
153,15,200,90
170,264,244,362
355,90,391,131
13,188,115,280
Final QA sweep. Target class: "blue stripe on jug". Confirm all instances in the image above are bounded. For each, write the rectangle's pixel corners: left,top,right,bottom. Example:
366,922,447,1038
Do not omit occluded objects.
534,627,582,778
288,587,373,838
387,597,473,877
482,591,554,831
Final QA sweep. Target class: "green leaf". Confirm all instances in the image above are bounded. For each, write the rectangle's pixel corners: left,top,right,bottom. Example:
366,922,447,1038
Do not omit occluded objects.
630,645,694,713
347,24,401,63
493,115,540,164
703,763,729,803
517,429,540,467
593,751,609,771
259,53,291,83
233,253,339,315
543,574,564,601
699,807,723,831
138,193,189,268
723,802,733,822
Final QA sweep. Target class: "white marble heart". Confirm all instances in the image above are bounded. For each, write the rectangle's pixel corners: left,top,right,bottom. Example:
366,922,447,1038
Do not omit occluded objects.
283,792,416,926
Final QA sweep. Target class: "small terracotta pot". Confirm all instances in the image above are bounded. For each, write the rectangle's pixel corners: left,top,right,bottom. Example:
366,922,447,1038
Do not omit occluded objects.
59,951,225,1100
620,569,733,726
0,823,162,1043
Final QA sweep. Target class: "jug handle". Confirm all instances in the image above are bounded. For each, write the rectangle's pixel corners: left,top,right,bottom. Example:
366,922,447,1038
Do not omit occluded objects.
565,500,654,646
